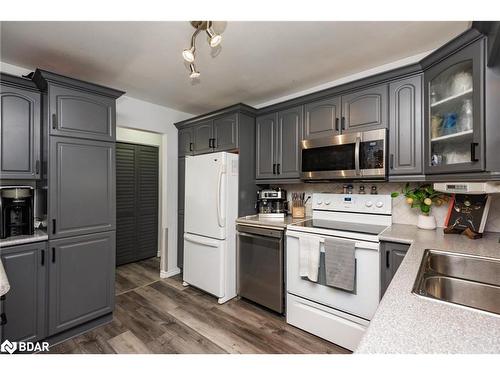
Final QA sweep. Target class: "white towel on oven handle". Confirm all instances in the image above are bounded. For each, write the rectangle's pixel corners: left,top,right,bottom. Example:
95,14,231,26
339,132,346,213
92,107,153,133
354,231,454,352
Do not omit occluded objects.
298,235,321,282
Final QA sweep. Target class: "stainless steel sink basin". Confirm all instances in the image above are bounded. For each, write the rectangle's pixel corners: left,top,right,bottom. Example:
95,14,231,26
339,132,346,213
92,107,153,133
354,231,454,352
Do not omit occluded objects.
413,249,500,315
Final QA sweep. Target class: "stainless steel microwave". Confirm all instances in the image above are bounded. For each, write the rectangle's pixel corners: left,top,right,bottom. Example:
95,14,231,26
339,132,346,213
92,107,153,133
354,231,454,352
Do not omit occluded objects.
300,128,387,180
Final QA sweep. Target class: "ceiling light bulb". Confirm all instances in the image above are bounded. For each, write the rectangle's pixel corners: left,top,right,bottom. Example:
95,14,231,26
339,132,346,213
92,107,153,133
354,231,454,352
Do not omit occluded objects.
182,47,195,63
206,28,222,48
189,63,200,79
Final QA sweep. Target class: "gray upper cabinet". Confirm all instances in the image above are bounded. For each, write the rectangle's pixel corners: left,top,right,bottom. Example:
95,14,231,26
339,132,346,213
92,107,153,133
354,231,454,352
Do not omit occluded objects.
178,127,194,156
389,75,423,176
213,114,238,151
277,106,303,179
256,107,303,180
48,84,116,141
303,96,341,140
48,232,115,335
0,76,41,179
192,120,213,154
1,242,47,342
341,84,388,133
424,39,485,174
49,137,115,239
380,241,409,298
255,113,277,179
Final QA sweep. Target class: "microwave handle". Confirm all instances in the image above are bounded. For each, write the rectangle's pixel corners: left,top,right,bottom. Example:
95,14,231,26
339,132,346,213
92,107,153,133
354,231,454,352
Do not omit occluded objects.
354,136,361,176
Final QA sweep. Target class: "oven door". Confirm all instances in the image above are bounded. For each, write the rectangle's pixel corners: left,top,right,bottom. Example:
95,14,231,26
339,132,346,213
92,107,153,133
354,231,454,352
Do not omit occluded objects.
286,230,380,321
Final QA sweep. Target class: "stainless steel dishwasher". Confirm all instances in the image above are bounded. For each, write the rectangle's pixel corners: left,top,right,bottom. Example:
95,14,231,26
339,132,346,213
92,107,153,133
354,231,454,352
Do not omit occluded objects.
236,224,284,314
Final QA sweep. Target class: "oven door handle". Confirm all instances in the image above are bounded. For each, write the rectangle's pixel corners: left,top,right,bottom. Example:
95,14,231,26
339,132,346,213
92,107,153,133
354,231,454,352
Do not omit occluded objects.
286,232,379,250
354,136,361,176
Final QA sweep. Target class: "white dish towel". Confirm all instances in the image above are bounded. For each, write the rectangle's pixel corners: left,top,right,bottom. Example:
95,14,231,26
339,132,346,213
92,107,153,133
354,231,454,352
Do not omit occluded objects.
0,257,10,297
298,235,321,282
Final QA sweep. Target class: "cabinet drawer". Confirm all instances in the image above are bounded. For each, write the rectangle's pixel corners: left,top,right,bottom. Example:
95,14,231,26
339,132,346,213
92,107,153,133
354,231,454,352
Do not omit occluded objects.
49,84,115,141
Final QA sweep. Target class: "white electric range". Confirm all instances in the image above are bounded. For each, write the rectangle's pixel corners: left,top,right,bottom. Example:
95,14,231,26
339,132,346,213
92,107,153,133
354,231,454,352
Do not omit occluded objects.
285,193,392,351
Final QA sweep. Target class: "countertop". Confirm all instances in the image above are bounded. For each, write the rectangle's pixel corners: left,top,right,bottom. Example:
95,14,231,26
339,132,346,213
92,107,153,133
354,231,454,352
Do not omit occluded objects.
0,229,48,248
236,215,310,230
356,224,500,354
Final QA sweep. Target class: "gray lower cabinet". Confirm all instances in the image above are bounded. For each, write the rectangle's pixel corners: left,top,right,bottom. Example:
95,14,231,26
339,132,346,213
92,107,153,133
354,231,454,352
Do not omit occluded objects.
277,106,303,179
341,84,388,133
303,96,341,140
380,241,410,297
389,75,423,175
0,77,41,179
49,137,115,239
48,84,116,142
193,120,213,154
0,242,47,342
177,213,184,269
178,127,194,157
178,157,186,212
48,232,115,335
256,113,278,179
213,114,238,151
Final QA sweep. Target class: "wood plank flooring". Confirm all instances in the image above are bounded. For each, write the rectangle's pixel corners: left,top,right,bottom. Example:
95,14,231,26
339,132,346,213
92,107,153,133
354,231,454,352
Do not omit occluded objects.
48,257,351,354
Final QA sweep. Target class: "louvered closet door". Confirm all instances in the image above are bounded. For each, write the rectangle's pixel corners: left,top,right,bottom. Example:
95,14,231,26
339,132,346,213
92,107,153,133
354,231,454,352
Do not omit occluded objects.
116,142,159,265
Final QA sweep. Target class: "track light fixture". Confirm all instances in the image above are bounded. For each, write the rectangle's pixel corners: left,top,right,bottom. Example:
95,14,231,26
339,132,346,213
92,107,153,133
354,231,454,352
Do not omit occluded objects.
182,21,223,79
189,63,200,79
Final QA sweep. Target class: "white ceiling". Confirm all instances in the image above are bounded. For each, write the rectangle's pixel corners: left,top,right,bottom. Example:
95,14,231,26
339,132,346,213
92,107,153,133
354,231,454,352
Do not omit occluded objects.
0,21,469,114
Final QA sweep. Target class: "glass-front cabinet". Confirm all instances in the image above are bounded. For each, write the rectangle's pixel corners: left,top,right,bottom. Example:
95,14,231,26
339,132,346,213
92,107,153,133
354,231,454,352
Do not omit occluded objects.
424,39,485,174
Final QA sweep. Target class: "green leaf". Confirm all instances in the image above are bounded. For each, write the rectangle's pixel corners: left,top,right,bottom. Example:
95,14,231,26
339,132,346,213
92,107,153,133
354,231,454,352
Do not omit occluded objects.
391,192,399,198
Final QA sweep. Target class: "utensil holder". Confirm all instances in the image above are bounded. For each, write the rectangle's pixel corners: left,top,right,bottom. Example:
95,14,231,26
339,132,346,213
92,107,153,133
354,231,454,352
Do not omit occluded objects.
292,205,305,218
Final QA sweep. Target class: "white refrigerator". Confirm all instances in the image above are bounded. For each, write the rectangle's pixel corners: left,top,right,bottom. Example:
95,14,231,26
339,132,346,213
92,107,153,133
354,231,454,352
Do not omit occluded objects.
183,152,239,304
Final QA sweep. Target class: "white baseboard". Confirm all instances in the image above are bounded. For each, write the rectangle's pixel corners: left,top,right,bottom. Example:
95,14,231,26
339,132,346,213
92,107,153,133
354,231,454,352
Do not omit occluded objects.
160,267,181,278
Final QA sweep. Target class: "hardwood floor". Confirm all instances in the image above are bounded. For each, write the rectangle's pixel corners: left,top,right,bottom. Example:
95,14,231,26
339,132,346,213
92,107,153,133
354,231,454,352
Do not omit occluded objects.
48,257,351,354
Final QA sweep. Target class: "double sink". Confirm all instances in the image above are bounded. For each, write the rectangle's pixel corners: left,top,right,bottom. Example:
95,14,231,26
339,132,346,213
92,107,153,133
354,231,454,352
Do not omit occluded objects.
413,249,500,316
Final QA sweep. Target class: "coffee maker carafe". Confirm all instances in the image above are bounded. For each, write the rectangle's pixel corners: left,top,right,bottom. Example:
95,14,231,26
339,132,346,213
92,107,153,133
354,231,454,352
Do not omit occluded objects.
0,186,34,239
256,188,288,218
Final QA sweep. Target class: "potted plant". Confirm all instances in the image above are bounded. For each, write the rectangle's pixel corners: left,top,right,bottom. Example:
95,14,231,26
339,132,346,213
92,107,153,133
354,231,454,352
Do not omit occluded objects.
391,183,448,230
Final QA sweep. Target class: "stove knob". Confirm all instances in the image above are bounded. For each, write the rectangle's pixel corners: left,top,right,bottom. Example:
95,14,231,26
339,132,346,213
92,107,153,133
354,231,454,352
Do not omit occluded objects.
317,200,323,205
376,201,384,208
325,200,331,205
365,201,373,207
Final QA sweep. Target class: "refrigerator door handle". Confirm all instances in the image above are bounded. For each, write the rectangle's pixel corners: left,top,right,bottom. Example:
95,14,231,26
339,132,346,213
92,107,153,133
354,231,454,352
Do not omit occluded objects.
184,233,219,248
216,165,226,228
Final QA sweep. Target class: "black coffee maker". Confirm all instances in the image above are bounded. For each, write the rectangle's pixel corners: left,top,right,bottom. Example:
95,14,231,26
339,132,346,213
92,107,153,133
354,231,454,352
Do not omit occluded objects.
0,186,34,239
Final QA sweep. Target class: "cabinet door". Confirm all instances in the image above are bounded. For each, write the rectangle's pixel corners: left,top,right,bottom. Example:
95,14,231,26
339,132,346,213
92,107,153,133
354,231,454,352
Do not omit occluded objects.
389,75,423,175
178,127,194,157
424,39,485,174
1,242,47,342
277,106,303,179
341,84,388,133
49,137,115,239
255,113,277,179
48,232,115,335
0,84,41,179
177,213,184,269
304,96,341,140
49,84,115,141
213,114,238,151
192,120,213,155
380,241,409,298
